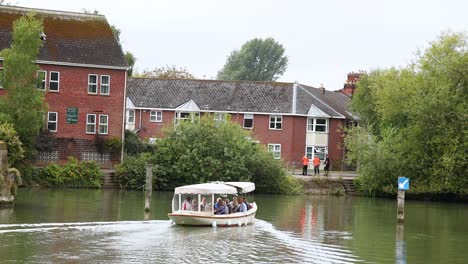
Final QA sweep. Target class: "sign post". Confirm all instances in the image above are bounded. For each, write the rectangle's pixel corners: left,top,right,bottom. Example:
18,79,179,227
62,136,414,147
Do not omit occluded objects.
397,177,409,224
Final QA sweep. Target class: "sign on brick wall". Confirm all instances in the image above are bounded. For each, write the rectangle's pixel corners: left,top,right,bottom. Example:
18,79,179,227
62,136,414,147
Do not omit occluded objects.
66,107,78,124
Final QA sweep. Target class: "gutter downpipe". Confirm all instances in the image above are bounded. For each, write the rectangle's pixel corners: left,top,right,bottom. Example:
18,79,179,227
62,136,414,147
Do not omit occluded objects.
120,70,128,162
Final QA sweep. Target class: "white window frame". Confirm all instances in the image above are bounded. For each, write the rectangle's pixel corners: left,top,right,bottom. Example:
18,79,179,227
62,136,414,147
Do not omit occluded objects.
307,118,328,132
269,115,282,130
306,146,328,160
49,71,60,92
148,137,158,144
127,110,135,124
86,114,96,134
268,144,281,159
37,70,47,90
243,114,254,129
98,114,109,135
88,74,98,94
150,110,162,122
47,112,58,132
100,75,110,95
175,112,199,124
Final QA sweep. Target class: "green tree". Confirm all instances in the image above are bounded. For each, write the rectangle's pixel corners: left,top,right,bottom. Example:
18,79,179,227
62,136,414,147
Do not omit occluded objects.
0,13,47,158
217,37,288,81
141,65,195,79
346,32,468,196
0,122,25,166
110,24,136,77
117,115,302,194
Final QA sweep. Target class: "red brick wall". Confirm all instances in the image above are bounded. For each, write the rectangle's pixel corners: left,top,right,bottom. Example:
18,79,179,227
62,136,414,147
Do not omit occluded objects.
133,109,174,139
328,119,346,168
38,64,126,140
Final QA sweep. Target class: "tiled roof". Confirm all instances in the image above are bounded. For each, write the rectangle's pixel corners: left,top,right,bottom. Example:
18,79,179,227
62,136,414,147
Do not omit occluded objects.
0,6,127,68
127,78,357,120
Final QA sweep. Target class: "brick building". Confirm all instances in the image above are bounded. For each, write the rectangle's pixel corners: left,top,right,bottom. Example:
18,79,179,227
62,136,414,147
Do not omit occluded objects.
338,72,362,97
0,6,128,165
126,78,357,169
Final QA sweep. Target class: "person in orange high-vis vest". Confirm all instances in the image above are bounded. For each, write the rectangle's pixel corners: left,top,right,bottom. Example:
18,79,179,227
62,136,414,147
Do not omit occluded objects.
300,155,309,175
313,156,321,175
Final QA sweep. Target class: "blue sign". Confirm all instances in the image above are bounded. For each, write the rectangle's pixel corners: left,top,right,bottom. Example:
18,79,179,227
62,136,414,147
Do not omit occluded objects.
398,177,410,191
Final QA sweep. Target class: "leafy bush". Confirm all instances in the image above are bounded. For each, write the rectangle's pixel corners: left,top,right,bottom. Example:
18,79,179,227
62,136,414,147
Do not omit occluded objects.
115,153,154,189
0,122,25,166
124,130,147,155
116,115,302,194
28,157,102,188
96,136,122,155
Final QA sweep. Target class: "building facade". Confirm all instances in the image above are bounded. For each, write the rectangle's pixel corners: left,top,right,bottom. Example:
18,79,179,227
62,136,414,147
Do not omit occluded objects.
126,78,357,169
0,6,128,166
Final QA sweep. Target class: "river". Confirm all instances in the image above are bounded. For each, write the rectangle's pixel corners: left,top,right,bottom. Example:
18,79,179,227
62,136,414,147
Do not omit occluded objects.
0,188,467,263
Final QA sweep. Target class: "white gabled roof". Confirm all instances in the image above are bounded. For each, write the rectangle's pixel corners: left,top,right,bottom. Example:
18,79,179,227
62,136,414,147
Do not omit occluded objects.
126,97,135,108
174,182,255,195
176,99,200,111
307,104,331,118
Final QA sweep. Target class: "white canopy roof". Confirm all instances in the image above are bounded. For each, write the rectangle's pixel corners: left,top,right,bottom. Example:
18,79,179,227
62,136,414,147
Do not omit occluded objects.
174,182,255,195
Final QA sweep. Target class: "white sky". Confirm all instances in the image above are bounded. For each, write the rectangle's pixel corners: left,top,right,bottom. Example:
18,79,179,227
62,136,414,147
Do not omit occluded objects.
16,0,468,90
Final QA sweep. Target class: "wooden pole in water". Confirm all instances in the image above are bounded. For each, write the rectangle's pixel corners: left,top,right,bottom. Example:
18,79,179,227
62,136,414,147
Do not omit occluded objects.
144,164,154,212
0,141,14,207
397,190,405,224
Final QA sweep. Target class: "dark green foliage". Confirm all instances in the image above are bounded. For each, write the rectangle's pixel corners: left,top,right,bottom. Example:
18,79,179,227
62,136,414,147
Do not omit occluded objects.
217,37,288,81
346,32,468,197
20,157,103,188
0,122,24,166
124,130,146,155
0,14,47,158
95,136,122,155
115,153,153,189
117,115,302,194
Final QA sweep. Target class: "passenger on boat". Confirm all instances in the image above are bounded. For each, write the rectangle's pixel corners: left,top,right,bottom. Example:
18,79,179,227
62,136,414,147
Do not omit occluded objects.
230,197,239,213
182,196,193,211
192,199,198,211
243,197,252,210
200,197,209,211
225,198,232,214
214,199,227,215
238,197,247,212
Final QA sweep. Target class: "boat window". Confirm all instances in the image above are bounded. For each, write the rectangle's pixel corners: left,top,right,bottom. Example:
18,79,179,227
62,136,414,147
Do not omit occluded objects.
200,195,213,212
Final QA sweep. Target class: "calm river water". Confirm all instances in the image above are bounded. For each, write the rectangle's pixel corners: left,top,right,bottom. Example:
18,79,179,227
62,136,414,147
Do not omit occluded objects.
1,188,467,263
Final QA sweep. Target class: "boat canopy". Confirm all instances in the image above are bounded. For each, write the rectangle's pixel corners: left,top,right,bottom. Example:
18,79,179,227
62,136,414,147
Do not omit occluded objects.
225,182,255,193
173,182,255,195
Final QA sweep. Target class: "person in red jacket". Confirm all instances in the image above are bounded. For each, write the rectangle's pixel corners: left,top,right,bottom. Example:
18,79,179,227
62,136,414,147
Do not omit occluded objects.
313,156,321,175
300,155,309,175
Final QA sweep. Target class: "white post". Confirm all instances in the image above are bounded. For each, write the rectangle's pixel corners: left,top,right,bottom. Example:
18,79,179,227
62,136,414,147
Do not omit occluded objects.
198,194,201,211
397,190,405,224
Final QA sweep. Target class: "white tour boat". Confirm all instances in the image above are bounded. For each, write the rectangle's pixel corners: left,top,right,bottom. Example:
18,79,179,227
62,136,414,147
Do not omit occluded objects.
168,182,257,227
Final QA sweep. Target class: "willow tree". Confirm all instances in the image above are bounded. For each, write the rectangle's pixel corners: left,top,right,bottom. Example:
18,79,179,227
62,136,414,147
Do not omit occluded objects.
346,32,468,197
0,13,47,157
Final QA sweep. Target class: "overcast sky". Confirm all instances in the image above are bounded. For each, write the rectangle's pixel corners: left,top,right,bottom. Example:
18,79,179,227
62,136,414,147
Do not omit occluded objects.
16,0,468,89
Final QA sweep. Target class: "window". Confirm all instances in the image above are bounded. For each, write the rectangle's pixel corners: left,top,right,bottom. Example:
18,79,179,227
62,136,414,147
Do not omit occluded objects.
88,74,98,94
127,110,135,124
306,146,327,160
47,112,58,132
307,118,328,132
100,75,110,95
150,110,162,122
268,144,281,159
37,70,46,90
214,113,225,124
99,114,108,134
86,114,96,134
148,137,158,144
175,112,199,124
269,115,282,130
49,71,60,92
243,114,254,129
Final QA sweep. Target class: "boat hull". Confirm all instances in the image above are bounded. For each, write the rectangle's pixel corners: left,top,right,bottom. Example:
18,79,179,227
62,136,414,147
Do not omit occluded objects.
168,203,257,227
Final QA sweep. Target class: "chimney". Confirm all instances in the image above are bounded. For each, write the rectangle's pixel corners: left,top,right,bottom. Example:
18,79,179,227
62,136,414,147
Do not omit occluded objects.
319,83,325,95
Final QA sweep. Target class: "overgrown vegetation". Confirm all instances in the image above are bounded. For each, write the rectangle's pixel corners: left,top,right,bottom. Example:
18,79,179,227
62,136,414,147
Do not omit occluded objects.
17,158,103,188
0,122,25,166
346,32,468,198
117,115,302,194
0,13,47,158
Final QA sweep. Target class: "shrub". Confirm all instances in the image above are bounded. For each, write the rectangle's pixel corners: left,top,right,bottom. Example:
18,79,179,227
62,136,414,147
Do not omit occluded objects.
0,122,25,166
124,130,147,155
115,153,153,189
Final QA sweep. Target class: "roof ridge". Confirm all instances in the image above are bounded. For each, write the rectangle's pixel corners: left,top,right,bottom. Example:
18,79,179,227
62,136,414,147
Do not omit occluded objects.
0,5,105,19
129,77,295,86
297,84,345,118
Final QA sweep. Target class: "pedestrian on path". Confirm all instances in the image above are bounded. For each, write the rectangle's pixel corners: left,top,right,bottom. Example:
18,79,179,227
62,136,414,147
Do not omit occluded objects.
324,155,330,176
300,155,309,175
313,156,321,175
